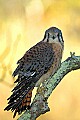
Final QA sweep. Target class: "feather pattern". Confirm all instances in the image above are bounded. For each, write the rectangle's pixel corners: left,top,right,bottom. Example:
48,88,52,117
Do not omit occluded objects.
4,41,54,117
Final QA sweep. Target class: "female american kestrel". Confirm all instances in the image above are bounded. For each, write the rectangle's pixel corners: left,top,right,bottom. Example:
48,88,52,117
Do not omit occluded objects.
4,27,64,118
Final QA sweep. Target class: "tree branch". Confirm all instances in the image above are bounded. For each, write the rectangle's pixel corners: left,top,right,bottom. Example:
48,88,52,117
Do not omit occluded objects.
18,53,80,120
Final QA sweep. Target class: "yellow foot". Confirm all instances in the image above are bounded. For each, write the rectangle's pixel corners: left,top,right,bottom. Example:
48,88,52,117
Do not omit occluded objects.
37,86,46,95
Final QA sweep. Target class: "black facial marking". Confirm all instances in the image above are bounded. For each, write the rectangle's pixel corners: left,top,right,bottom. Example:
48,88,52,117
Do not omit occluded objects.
47,33,49,42
57,33,61,42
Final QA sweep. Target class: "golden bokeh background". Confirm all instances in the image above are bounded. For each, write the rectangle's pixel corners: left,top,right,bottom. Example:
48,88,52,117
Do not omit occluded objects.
0,0,80,120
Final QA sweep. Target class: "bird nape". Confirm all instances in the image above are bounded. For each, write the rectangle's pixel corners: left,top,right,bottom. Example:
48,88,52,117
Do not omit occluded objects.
4,26,64,118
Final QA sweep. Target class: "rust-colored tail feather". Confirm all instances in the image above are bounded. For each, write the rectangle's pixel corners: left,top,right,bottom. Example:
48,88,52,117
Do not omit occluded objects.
13,89,32,118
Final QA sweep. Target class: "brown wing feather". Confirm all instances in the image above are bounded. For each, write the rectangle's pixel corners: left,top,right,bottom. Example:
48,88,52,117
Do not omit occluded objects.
4,41,54,117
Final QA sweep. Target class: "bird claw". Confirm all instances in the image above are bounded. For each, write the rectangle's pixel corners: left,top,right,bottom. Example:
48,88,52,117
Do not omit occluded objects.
37,86,45,94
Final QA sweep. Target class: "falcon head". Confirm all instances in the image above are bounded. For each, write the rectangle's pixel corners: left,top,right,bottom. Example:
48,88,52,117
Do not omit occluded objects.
43,27,64,46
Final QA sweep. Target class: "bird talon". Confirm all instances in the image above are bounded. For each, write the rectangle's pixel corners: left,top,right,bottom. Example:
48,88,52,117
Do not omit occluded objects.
37,86,45,94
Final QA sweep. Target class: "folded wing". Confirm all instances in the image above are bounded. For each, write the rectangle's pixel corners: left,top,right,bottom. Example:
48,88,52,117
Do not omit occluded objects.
4,41,54,117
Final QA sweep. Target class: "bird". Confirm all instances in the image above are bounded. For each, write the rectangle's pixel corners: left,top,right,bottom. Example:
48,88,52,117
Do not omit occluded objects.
4,27,64,118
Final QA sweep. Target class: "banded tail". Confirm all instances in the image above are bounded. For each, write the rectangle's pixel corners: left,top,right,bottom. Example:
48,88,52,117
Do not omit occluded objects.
4,89,33,118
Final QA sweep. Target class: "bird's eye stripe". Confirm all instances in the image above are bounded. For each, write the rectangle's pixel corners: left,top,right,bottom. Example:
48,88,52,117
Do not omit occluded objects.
47,33,49,42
